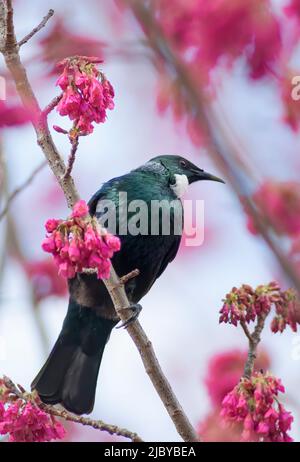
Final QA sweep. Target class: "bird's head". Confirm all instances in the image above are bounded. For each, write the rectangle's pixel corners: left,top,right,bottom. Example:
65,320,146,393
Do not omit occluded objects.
148,155,225,198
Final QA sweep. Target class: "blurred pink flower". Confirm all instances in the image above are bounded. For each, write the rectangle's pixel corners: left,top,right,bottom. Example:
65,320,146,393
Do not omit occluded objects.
198,409,243,442
0,102,31,127
247,181,300,236
156,0,282,80
23,258,68,303
284,0,300,21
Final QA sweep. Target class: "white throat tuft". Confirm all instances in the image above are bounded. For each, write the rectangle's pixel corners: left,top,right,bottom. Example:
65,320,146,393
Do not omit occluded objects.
170,174,189,198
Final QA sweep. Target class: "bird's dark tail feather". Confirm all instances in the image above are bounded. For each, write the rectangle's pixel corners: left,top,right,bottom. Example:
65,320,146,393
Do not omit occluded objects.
31,298,116,415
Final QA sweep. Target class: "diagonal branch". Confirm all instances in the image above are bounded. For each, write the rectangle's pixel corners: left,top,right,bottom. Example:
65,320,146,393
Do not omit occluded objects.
0,2,197,442
3,376,143,442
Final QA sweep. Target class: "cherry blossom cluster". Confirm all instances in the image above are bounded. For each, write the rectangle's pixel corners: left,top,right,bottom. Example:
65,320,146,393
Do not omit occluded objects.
219,282,280,325
220,372,293,442
270,288,300,333
55,56,114,137
219,282,300,333
247,181,300,237
0,379,65,442
198,349,271,442
42,200,120,279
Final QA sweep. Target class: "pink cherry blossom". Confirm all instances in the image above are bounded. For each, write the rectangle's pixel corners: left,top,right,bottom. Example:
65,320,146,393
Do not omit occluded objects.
219,282,300,333
0,400,65,442
219,282,280,325
221,372,293,442
55,56,114,137
42,200,121,280
71,199,89,218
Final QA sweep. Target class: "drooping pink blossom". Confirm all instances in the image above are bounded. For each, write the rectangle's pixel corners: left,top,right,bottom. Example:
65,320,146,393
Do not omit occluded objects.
219,282,281,326
42,200,120,280
221,372,293,442
55,56,114,137
0,400,65,442
71,199,89,218
247,181,300,237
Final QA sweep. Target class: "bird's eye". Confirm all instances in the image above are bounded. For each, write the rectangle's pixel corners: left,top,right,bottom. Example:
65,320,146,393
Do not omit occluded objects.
180,160,186,168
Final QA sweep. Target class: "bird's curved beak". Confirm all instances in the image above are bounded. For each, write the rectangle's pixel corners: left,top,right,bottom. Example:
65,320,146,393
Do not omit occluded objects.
189,168,225,184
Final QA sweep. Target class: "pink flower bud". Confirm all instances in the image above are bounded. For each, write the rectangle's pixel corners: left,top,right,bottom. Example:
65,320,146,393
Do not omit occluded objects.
45,218,60,233
72,199,89,218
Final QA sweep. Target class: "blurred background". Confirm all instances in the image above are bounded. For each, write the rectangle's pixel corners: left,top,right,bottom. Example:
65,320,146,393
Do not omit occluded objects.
1,0,300,442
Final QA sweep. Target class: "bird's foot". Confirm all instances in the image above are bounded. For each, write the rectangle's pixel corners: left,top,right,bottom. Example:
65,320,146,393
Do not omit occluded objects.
116,303,142,329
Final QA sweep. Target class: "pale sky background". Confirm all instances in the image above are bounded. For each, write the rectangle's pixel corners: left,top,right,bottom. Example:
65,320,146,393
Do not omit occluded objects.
0,0,300,442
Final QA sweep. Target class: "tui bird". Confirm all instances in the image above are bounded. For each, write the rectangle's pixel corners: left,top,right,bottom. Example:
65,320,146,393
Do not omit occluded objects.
31,155,224,415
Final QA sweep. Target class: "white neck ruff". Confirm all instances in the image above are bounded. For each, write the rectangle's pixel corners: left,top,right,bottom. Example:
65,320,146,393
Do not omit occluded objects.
170,174,189,198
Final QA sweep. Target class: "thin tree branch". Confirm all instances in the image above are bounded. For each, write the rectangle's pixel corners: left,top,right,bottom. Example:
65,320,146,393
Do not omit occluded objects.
64,136,79,179
18,9,54,47
0,3,197,442
2,376,143,442
125,0,300,295
0,160,47,222
42,94,63,119
243,314,267,378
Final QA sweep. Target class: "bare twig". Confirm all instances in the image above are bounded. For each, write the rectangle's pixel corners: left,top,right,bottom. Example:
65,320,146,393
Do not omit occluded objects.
64,136,79,179
18,9,54,47
125,0,300,295
42,94,63,119
2,376,143,442
0,160,47,222
118,268,140,286
0,3,197,442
